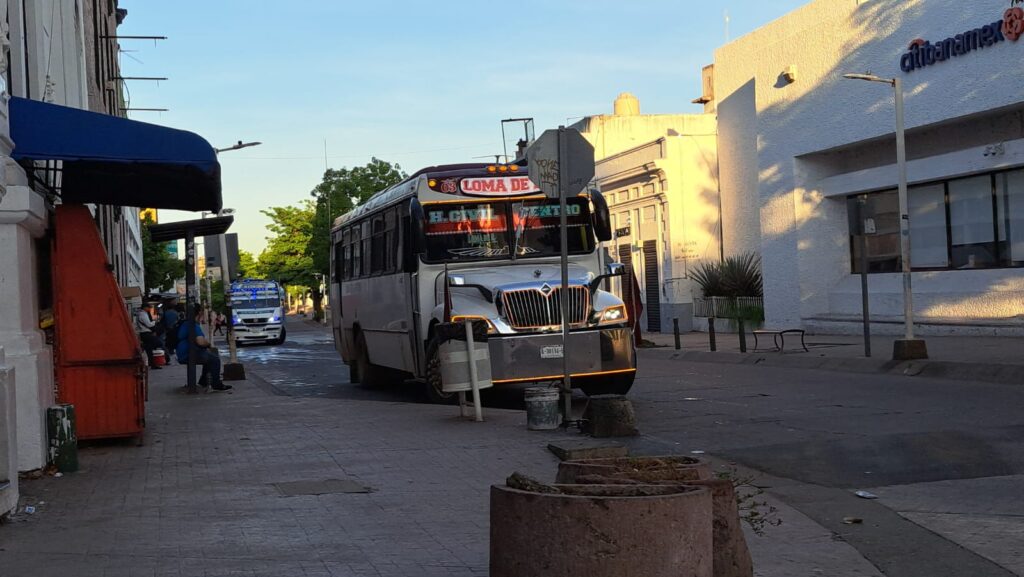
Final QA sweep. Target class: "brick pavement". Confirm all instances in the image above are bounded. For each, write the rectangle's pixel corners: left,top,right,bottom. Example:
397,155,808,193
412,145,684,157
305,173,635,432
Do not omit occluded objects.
1,362,884,577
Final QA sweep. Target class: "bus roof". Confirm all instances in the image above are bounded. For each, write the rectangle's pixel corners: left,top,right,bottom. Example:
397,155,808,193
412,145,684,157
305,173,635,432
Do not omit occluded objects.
331,162,524,231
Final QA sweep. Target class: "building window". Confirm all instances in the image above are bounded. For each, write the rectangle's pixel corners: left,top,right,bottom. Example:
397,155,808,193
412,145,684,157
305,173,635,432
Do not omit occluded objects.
996,170,1024,266
909,183,948,268
849,168,1024,273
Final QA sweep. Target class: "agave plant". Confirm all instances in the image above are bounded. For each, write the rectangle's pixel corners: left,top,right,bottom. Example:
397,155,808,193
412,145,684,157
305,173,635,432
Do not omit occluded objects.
720,253,763,298
691,260,726,297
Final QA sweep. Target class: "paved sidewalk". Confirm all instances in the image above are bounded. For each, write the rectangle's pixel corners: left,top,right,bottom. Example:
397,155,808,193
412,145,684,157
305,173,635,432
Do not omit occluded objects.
644,331,1024,385
0,363,885,577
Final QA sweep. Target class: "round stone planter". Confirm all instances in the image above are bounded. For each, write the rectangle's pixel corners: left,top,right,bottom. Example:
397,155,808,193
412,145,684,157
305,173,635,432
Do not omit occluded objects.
555,455,712,484
564,475,752,577
491,483,713,577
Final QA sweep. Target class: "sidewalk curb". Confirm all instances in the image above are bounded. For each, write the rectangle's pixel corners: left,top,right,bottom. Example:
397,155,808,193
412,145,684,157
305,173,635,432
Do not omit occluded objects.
647,348,1024,385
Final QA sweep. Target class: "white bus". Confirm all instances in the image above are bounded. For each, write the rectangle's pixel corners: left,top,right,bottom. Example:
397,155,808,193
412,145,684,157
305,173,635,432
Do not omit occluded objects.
230,279,287,345
330,162,636,402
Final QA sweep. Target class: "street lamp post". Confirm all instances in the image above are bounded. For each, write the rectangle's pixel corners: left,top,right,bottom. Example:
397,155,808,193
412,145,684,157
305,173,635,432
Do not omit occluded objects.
215,140,262,380
842,73,927,360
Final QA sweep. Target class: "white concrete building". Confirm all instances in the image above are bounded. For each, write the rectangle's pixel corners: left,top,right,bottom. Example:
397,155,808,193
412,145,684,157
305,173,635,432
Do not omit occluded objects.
573,94,720,332
711,0,1024,335
0,0,147,514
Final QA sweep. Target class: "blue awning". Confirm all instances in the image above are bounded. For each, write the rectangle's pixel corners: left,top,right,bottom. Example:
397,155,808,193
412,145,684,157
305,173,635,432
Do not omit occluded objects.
8,96,222,212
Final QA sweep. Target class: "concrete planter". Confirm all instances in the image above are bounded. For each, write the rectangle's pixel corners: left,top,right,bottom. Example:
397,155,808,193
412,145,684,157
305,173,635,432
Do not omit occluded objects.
490,483,713,577
564,470,753,577
555,455,712,484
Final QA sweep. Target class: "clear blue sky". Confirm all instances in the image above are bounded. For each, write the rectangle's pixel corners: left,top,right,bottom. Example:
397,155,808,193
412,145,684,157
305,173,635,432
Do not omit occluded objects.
120,0,807,255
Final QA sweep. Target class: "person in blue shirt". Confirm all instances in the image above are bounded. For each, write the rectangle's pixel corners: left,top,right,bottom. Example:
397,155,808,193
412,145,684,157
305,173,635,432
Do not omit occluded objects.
176,305,231,391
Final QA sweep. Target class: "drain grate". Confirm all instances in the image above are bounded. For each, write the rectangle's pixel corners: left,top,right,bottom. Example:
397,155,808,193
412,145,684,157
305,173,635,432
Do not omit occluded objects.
273,478,373,496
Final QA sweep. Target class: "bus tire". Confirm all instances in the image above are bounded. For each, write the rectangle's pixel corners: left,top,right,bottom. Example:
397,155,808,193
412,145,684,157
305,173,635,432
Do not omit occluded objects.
577,371,635,397
424,337,456,404
355,331,382,387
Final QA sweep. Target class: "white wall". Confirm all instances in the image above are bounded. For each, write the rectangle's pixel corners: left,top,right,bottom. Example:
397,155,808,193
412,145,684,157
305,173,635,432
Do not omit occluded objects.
713,0,1024,328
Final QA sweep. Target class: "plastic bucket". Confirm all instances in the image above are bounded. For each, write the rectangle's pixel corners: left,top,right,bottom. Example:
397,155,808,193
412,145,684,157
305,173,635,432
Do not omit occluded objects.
152,349,166,367
524,387,561,430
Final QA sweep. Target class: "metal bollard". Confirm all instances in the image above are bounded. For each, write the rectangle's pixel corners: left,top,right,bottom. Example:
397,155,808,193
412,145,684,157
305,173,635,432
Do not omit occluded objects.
673,318,681,350
738,318,747,353
708,318,717,352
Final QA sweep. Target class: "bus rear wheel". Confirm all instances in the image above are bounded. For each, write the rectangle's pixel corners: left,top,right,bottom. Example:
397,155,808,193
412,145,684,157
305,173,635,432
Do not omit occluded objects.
577,371,635,397
424,337,456,404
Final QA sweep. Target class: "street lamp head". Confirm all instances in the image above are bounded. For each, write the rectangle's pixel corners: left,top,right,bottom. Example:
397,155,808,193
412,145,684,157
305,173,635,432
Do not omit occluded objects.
215,141,263,153
843,73,895,85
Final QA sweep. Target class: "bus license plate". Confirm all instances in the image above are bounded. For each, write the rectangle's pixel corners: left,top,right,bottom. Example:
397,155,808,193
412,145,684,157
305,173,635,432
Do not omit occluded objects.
540,345,563,359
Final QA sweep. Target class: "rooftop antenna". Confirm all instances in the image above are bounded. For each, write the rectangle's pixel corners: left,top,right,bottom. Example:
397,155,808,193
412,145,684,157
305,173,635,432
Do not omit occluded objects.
473,154,507,164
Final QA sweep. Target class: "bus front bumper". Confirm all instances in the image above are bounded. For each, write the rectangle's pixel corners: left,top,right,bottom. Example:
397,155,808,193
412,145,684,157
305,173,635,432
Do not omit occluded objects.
486,327,635,385
234,324,282,342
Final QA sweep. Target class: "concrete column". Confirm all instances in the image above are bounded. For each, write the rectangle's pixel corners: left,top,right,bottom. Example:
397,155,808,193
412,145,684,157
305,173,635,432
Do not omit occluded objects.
0,347,19,516
0,98,54,472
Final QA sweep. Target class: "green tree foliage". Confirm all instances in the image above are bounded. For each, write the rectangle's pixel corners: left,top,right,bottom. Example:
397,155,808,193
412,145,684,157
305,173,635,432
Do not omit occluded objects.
141,217,184,292
258,201,317,289
308,158,406,277
236,249,262,279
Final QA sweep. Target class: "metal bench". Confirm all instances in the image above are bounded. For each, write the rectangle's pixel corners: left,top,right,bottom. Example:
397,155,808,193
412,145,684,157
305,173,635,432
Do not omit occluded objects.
752,329,808,352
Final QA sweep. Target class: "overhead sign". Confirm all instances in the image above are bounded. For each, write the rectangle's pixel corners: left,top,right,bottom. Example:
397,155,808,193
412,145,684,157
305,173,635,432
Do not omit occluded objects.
460,176,540,196
900,7,1022,73
526,128,595,199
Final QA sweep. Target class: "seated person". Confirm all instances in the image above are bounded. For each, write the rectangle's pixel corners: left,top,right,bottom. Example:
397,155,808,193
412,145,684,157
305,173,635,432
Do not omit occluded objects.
176,305,232,391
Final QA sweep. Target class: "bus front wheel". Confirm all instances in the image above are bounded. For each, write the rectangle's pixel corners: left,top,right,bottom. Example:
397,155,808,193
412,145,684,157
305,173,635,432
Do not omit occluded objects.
424,338,456,404
577,371,635,397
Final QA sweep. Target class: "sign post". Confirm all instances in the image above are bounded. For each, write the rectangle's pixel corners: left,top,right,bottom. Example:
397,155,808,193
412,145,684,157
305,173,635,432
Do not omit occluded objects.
527,127,595,426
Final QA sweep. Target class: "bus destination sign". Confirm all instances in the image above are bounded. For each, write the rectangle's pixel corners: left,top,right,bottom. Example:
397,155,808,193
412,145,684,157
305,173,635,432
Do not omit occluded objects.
460,176,540,197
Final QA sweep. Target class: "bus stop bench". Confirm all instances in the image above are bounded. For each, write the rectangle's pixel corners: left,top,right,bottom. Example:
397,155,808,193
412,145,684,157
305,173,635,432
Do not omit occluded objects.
752,329,808,352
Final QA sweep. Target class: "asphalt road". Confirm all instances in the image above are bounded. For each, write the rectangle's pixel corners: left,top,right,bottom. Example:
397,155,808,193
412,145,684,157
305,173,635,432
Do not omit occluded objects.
236,316,586,409
238,316,1024,576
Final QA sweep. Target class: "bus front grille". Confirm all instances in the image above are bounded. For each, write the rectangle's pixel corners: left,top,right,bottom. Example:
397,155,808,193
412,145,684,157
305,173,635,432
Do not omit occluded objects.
501,286,590,329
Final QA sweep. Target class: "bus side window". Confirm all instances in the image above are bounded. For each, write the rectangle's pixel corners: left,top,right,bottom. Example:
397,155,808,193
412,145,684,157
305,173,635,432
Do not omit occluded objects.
351,224,362,278
361,220,372,277
341,228,351,280
384,208,398,273
371,215,385,274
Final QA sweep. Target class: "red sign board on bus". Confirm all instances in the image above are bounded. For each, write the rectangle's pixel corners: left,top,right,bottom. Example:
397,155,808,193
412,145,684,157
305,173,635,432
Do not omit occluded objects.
460,176,540,196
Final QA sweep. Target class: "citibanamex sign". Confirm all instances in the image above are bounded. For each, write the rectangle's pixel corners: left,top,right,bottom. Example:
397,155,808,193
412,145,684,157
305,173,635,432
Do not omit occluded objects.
900,7,1023,72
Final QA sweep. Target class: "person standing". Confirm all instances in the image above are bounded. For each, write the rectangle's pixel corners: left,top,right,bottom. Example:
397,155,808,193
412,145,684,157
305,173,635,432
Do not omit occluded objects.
176,305,231,391
136,304,163,370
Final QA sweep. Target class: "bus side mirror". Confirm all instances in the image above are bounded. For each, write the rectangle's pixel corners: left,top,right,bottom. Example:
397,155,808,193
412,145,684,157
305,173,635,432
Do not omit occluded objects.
409,199,426,255
590,189,612,242
589,262,626,292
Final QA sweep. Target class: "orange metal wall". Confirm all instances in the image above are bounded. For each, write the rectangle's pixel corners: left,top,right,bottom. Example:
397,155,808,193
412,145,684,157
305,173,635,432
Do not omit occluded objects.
52,204,146,440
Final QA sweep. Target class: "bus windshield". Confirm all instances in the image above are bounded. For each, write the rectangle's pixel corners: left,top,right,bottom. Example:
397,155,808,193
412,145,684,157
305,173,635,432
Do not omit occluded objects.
232,297,281,309
422,197,594,263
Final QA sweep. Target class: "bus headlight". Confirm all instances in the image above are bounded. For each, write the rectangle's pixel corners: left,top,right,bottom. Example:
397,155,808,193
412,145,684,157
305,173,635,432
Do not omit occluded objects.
596,304,628,326
451,315,497,334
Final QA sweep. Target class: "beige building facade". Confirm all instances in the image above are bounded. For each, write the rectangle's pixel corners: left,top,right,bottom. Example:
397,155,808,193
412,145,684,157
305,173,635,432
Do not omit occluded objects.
573,94,720,332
